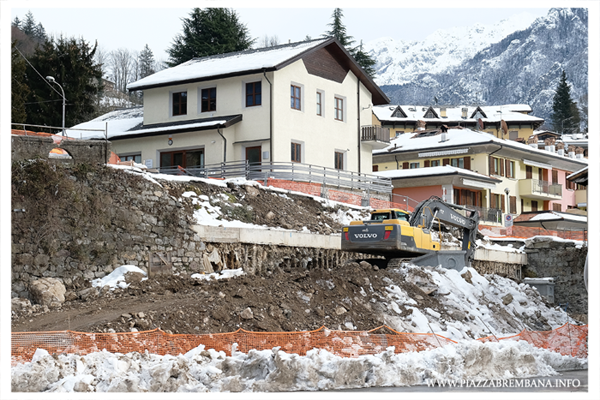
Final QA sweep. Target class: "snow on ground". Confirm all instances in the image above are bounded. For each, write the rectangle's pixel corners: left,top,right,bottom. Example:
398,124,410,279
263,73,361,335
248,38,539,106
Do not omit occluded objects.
91,265,147,290
381,264,571,341
191,268,245,281
11,340,586,392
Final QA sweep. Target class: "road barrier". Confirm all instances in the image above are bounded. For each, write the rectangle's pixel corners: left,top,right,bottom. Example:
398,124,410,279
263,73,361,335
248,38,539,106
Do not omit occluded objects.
11,323,586,366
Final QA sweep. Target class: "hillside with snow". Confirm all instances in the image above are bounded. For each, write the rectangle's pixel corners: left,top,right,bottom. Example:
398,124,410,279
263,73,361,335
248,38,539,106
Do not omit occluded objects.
367,8,588,128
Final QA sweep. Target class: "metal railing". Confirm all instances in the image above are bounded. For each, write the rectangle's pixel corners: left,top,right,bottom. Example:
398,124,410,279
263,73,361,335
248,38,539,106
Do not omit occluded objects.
472,206,503,224
390,194,420,211
361,126,390,143
532,179,562,196
159,160,392,194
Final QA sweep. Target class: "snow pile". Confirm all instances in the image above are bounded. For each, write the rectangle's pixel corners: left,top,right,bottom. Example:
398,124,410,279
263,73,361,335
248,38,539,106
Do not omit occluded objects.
11,340,586,392
191,268,245,281
476,238,524,253
381,265,570,341
91,265,147,290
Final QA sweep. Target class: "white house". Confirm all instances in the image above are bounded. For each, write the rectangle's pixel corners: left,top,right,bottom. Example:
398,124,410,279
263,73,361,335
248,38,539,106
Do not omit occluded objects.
70,38,390,174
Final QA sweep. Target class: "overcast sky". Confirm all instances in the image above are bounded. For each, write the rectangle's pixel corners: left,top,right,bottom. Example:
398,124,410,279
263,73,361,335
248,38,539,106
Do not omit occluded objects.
8,2,554,62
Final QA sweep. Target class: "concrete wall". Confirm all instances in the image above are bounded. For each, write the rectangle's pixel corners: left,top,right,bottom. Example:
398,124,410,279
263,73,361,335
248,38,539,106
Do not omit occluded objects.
522,237,587,314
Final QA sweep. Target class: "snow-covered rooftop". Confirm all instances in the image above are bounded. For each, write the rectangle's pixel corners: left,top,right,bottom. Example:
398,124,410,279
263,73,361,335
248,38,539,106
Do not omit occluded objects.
374,165,499,182
374,104,542,124
374,127,588,167
66,107,143,140
128,38,330,91
529,211,587,223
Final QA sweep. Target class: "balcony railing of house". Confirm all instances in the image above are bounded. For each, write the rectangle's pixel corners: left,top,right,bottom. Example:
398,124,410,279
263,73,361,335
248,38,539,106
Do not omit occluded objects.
472,206,503,224
159,160,392,194
361,126,390,143
532,179,562,196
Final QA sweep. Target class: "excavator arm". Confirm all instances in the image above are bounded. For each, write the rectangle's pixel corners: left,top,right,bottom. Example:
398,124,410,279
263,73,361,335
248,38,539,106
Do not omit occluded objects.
409,196,479,262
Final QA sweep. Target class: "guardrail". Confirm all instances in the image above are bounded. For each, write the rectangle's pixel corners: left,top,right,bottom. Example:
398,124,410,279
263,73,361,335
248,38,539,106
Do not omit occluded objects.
361,126,390,143
473,206,503,223
532,179,562,196
159,160,392,194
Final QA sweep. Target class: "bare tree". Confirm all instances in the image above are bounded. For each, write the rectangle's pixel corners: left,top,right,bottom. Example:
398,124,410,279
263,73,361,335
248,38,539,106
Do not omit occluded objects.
259,34,279,48
109,48,136,93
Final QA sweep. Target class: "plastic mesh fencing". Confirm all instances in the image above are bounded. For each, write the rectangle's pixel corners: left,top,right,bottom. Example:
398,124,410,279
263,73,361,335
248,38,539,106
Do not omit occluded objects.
11,323,587,366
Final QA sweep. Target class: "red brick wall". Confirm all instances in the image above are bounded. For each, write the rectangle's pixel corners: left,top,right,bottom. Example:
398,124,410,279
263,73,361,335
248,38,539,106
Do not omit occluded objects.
479,224,586,240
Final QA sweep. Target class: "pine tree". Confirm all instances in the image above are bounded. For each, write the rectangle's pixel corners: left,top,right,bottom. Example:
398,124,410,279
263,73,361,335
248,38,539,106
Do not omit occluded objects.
25,35,103,128
12,16,21,29
167,8,254,67
21,11,36,36
138,44,156,78
323,9,376,78
11,41,30,123
352,40,376,78
34,22,47,42
551,70,581,134
324,8,355,48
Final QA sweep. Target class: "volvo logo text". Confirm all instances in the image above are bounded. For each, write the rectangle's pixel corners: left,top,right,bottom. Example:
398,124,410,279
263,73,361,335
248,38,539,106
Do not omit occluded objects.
450,214,466,225
354,233,378,239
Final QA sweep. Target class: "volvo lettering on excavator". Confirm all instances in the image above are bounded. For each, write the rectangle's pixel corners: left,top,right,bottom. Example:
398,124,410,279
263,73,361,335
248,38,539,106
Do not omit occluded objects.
341,196,479,271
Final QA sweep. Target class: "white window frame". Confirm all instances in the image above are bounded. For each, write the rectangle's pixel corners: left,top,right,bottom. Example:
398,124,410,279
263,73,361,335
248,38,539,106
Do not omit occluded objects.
316,89,325,117
334,149,347,170
290,82,304,112
334,95,346,122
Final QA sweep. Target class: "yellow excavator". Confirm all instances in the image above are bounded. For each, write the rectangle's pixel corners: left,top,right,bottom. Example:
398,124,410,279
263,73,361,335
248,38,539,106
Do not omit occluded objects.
341,196,479,270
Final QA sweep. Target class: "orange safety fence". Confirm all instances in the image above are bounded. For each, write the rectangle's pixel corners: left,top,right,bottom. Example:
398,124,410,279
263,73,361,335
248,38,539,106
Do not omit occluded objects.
11,323,586,366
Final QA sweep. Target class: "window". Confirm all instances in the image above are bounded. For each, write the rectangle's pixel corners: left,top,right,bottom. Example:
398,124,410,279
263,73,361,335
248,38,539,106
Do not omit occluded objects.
334,151,344,170
372,165,379,172
489,156,504,176
430,160,440,167
291,85,301,110
160,148,204,169
454,188,481,207
334,97,344,121
201,88,216,112
552,170,559,184
531,200,538,212
291,142,301,162
505,160,515,178
526,165,533,179
490,193,505,213
172,91,187,116
410,162,419,169
246,82,261,107
120,154,141,163
509,196,517,214
316,91,322,116
553,203,562,212
451,158,464,169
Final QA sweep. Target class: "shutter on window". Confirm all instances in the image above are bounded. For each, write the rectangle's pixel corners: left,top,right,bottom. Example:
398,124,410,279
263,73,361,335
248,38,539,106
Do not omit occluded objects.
510,196,516,214
443,158,450,166
464,157,471,170
505,159,510,177
490,192,496,209
489,156,494,174
500,158,505,177
403,162,409,169
526,166,532,179
552,170,558,184
424,160,430,167
501,194,505,213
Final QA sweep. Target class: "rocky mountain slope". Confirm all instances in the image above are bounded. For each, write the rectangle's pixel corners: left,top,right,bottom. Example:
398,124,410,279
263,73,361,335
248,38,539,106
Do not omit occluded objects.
367,8,588,129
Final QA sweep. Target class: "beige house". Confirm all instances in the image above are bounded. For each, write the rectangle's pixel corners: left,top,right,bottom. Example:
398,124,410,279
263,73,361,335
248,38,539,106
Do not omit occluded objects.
75,38,390,174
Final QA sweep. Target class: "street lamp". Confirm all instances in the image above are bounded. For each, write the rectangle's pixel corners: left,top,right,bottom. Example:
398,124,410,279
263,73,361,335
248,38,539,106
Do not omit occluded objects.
504,187,510,216
46,76,66,136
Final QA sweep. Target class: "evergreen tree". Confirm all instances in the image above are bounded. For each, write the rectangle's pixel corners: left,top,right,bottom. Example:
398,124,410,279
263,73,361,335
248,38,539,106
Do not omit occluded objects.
21,11,36,36
11,41,30,123
551,70,581,134
324,8,355,48
167,8,254,67
323,9,376,78
25,35,103,128
12,16,21,29
34,22,47,42
138,44,156,78
352,40,376,78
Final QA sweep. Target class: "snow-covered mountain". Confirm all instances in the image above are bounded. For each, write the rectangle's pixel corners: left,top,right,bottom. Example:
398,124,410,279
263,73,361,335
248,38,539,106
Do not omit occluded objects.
367,8,588,129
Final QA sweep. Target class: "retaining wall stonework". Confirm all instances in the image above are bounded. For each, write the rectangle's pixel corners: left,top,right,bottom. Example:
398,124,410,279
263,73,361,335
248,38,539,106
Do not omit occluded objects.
522,238,587,314
11,135,111,164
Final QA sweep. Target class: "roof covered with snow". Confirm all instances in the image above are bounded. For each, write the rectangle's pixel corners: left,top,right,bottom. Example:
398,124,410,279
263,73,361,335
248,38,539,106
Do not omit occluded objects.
374,165,500,183
66,107,143,140
374,104,543,124
373,127,587,170
126,38,389,105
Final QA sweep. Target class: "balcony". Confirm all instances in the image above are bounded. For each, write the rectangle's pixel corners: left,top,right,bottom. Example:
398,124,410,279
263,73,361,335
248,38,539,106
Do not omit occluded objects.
361,126,390,149
472,206,503,224
518,179,562,200
575,189,587,206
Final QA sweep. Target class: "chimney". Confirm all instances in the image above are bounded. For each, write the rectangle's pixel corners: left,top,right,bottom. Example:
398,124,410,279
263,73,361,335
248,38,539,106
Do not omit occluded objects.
440,107,447,118
556,142,565,156
461,107,468,119
417,120,426,131
527,134,538,149
576,146,584,159
544,137,556,153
